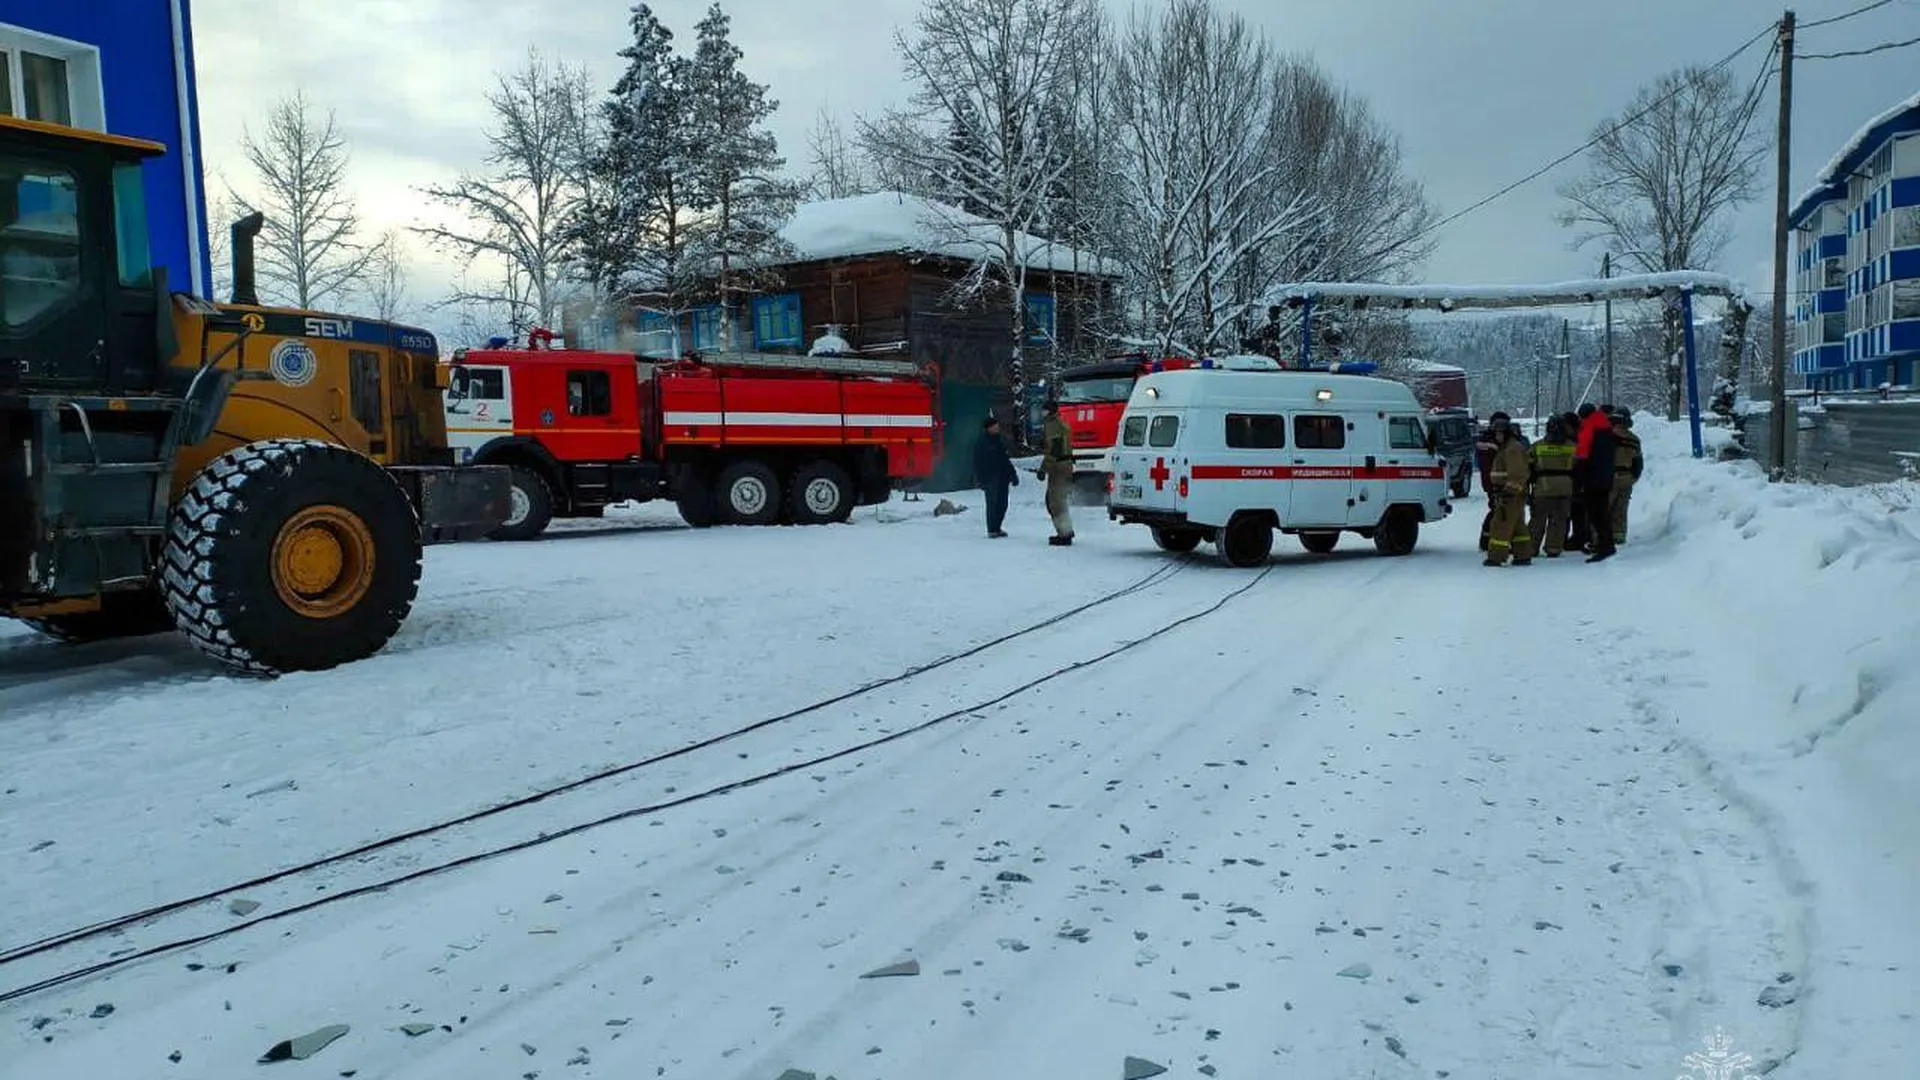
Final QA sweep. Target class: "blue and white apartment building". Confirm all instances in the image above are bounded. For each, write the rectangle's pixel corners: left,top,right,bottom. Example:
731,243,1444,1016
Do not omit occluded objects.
1791,93,1920,392
0,0,213,296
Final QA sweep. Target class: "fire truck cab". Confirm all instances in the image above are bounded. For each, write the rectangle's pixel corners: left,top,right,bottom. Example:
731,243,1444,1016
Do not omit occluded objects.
1108,363,1452,567
1052,353,1197,498
443,339,939,539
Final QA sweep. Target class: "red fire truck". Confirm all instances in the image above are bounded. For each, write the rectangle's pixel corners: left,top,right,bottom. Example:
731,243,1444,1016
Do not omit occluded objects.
1052,353,1200,496
442,333,941,539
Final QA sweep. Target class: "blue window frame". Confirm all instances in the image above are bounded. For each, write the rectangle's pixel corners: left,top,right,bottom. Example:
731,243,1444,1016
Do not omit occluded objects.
752,293,803,349
691,305,724,351
1023,292,1056,345
636,311,681,357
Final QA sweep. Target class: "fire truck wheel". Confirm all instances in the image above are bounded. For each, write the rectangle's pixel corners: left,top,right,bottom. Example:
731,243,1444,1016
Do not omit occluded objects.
717,460,782,526
1373,507,1422,557
490,466,555,542
1298,531,1340,555
789,461,854,525
1150,526,1203,553
1215,514,1274,568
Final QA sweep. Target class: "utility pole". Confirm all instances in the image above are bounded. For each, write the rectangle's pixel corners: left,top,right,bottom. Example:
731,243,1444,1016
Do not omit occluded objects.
1602,252,1615,406
1559,319,1574,412
1769,10,1795,481
1533,355,1542,432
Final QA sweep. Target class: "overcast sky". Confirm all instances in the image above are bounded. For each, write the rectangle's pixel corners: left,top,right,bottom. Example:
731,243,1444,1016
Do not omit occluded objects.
191,0,1920,327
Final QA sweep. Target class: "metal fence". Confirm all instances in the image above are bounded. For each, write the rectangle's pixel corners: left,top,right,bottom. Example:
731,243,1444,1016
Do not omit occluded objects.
1735,394,1920,485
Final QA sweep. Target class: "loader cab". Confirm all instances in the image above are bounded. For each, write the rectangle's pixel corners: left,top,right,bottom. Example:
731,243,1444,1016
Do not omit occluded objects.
0,115,167,395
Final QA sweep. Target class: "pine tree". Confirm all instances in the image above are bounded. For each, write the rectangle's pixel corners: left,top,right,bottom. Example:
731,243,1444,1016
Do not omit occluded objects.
684,3,801,351
569,4,700,346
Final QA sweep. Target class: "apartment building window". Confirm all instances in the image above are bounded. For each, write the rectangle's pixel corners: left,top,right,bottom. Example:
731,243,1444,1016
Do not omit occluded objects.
1895,279,1920,322
1895,206,1920,251
1,27,104,130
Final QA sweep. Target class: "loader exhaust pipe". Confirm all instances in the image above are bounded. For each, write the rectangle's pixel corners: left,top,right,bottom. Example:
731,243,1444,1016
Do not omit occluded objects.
230,211,265,307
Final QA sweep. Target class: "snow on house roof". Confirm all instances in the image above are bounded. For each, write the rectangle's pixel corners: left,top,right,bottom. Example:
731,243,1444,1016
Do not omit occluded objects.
1270,271,1749,311
1790,91,1920,228
778,191,1121,278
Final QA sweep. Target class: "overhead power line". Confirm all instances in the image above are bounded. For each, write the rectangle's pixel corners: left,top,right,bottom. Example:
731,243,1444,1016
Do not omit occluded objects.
1800,0,1896,29
1412,21,1778,243
1799,34,1920,58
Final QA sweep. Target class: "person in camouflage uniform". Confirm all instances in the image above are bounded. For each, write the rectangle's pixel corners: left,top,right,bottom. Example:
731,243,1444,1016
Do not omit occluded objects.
1039,400,1076,546
1528,415,1578,557
1609,408,1644,545
1482,417,1534,567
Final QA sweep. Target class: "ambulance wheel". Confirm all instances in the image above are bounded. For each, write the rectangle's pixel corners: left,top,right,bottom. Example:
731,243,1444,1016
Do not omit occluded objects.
1299,531,1340,555
1151,527,1203,553
789,460,854,525
718,459,782,526
1374,507,1421,557
1215,514,1274,568
489,466,554,541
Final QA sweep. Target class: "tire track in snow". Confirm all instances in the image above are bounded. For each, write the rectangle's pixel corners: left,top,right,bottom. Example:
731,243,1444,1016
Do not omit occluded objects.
0,558,1225,1009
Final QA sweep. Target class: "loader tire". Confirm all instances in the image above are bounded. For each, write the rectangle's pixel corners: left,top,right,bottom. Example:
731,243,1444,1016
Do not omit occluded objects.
160,438,422,675
22,589,174,643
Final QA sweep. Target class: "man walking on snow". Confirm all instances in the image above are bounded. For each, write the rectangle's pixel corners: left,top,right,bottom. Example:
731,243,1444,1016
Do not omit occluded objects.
1575,404,1618,562
972,415,1018,539
1039,400,1076,546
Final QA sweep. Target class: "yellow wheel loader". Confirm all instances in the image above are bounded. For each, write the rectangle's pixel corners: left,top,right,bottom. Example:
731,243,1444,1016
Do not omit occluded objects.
1,115,509,674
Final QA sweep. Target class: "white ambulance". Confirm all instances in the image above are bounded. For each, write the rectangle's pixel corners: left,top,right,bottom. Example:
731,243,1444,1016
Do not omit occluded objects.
1106,359,1454,567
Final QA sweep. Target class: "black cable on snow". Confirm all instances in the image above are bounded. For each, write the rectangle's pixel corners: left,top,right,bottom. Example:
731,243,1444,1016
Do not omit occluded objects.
0,563,1268,1005
0,558,1189,969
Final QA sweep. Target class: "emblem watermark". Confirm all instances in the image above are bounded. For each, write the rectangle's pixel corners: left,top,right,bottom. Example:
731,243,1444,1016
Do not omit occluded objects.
1676,1027,1762,1080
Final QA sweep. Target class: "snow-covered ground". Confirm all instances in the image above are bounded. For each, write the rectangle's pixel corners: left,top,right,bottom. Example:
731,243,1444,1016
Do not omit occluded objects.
1,423,1913,1079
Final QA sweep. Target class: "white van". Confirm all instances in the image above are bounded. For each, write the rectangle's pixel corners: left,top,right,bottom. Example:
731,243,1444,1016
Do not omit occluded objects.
1107,366,1453,566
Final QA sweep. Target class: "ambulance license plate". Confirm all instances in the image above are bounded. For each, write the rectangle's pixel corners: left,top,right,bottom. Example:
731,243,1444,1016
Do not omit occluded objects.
1119,484,1142,500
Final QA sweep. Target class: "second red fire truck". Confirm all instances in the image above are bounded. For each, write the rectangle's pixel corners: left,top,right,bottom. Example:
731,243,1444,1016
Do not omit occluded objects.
1052,352,1199,497
442,332,942,539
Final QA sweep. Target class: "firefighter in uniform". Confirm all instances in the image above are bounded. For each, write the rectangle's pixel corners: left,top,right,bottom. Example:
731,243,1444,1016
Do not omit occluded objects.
1039,400,1076,546
1562,410,1589,551
1528,415,1577,557
1474,412,1508,552
1609,408,1643,545
1483,417,1534,567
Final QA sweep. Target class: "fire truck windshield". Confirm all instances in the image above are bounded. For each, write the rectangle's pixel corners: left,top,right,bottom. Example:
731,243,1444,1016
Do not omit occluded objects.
1057,375,1136,404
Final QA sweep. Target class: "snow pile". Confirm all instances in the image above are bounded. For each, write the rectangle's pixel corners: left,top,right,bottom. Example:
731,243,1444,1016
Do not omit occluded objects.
807,332,853,357
1624,417,1920,1071
780,191,1121,277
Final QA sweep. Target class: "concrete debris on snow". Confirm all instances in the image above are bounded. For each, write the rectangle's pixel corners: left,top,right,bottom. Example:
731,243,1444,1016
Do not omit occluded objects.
1122,1055,1168,1079
258,1024,349,1063
858,959,920,979
228,898,261,916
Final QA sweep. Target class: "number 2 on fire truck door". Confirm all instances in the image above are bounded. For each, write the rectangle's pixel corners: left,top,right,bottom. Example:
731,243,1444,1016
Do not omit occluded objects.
1287,413,1353,526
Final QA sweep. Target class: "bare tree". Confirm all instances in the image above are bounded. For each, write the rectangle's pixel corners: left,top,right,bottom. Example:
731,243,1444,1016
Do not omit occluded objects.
859,0,1102,427
362,230,411,323
1558,64,1770,418
417,49,591,334
203,183,242,301
1108,0,1317,356
237,89,372,309
804,106,871,200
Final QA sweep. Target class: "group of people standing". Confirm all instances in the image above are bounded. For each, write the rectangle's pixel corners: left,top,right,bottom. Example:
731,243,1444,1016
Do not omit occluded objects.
1479,404,1642,566
972,401,1078,545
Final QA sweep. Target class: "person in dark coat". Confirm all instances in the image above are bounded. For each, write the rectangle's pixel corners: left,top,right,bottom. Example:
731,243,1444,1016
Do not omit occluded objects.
972,415,1019,538
1575,404,1618,562
1562,409,1589,552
